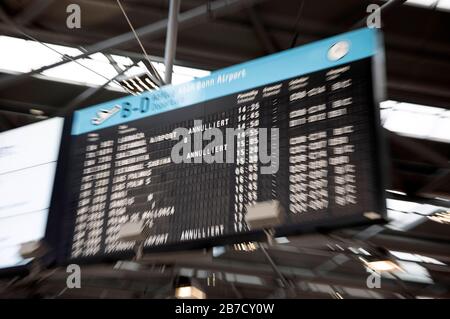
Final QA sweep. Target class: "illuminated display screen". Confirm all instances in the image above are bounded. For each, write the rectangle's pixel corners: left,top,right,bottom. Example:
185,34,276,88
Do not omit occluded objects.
0,118,63,270
51,28,386,262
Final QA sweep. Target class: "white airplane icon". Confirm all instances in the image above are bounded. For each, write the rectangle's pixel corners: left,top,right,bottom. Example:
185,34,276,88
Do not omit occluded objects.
91,104,122,125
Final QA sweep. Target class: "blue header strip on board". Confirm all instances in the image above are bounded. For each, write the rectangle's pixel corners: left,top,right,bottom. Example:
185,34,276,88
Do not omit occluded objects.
71,28,379,135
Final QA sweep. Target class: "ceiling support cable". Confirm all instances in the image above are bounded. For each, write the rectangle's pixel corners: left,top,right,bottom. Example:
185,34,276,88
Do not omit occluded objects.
0,5,123,87
116,0,164,86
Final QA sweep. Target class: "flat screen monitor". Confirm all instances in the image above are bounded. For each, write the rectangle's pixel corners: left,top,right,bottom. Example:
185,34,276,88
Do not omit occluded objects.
0,117,63,270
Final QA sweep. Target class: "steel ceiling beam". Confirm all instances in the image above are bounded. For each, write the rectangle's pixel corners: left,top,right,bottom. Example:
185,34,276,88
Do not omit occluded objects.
59,62,136,116
247,7,277,53
104,53,124,74
1,8,449,64
0,0,266,90
0,109,41,130
163,0,181,84
389,131,450,169
0,111,13,131
0,98,57,116
417,169,450,197
14,0,55,26
259,244,292,289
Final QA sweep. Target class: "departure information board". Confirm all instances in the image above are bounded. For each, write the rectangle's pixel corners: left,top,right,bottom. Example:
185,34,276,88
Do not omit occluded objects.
52,28,386,262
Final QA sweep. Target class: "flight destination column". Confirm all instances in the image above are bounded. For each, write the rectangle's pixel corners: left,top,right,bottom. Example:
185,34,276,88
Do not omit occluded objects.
104,127,152,254
286,62,364,219
71,137,114,258
326,64,359,210
329,125,357,207
287,75,329,217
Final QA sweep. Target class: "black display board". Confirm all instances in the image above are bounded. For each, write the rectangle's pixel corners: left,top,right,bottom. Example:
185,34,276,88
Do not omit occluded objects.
48,28,387,264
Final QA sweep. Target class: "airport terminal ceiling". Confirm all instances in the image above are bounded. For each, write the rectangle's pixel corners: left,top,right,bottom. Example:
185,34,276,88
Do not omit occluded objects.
0,0,448,202
0,0,448,108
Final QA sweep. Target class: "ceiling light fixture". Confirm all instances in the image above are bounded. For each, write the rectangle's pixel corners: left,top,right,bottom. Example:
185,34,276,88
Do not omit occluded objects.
174,276,206,299
362,259,403,272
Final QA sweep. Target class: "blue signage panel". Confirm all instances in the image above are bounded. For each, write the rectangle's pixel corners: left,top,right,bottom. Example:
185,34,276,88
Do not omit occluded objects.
72,28,378,135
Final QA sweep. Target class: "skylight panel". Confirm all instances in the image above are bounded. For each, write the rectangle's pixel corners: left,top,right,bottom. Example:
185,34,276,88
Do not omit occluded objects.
382,101,450,143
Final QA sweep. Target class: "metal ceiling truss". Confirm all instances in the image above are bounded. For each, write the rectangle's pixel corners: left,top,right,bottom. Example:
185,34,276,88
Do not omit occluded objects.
0,0,267,90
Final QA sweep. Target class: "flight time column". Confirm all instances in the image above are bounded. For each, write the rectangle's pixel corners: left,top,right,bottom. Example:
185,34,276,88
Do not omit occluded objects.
233,90,260,233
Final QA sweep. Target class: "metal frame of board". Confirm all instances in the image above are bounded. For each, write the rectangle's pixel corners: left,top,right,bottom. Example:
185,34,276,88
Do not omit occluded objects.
45,28,388,267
